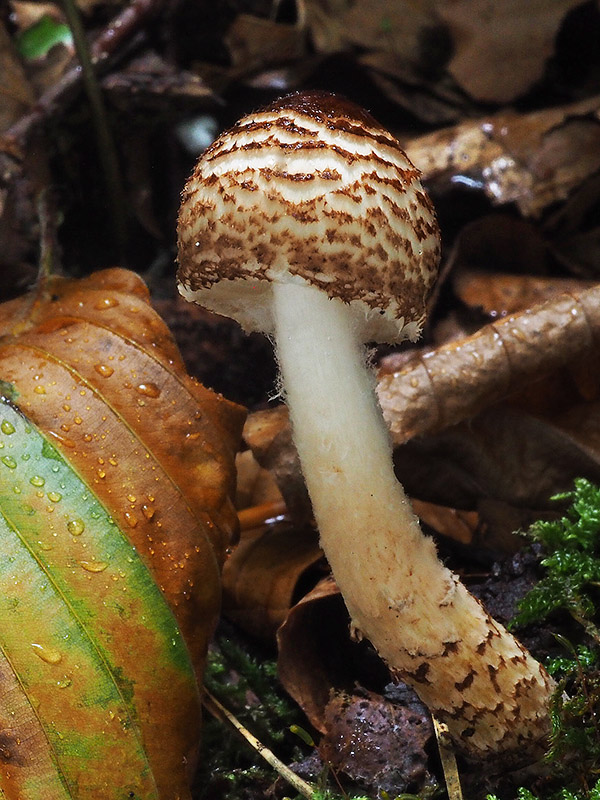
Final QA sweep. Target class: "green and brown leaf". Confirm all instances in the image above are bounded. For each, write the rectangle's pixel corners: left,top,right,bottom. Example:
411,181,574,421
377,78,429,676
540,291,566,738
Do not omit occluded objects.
0,268,245,799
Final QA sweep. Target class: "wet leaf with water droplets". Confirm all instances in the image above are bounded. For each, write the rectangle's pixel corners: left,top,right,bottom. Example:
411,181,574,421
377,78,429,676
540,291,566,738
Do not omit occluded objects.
0,268,245,799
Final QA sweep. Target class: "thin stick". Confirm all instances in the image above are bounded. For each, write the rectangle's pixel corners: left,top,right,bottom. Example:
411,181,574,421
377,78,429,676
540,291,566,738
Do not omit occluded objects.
237,499,288,531
202,688,316,800
432,716,463,800
37,188,60,281
4,0,163,150
60,0,128,260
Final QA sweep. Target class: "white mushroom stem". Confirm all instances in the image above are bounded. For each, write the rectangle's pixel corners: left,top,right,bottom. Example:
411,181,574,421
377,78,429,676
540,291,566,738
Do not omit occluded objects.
272,280,555,759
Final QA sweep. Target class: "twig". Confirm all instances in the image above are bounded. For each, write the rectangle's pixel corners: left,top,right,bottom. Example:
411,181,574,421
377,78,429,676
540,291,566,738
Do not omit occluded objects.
60,0,128,259
3,0,164,151
432,716,463,800
202,688,317,799
237,499,288,531
37,187,60,280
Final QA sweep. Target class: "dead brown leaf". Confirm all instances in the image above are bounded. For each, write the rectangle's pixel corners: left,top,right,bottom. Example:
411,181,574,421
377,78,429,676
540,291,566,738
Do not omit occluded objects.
222,520,323,641
243,405,312,523
225,13,306,73
378,284,600,444
411,498,478,545
0,21,35,134
437,0,583,103
393,405,600,510
277,576,388,732
0,267,245,797
406,94,600,218
454,270,598,319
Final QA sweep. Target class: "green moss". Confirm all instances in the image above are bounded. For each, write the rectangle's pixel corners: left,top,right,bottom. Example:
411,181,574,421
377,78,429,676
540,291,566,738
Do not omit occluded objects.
195,635,305,799
507,479,600,800
204,637,300,748
513,478,600,638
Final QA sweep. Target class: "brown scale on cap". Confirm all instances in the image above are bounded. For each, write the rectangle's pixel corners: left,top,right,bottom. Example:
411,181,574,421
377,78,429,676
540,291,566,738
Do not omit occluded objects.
177,91,441,344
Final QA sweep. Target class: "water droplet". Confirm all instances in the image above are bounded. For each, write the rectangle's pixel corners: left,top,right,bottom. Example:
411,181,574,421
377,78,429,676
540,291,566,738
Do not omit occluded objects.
97,469,106,479
126,494,136,503
79,560,108,573
34,385,46,395
74,416,82,425
38,541,53,551
56,676,72,689
124,511,138,528
31,643,62,665
67,518,85,536
83,433,93,442
94,364,114,378
62,404,71,412
47,492,62,503
47,430,76,449
13,485,21,494
141,504,155,520
135,382,160,398
108,457,118,466
1,456,17,469
1,420,15,435
94,297,119,310
30,475,45,487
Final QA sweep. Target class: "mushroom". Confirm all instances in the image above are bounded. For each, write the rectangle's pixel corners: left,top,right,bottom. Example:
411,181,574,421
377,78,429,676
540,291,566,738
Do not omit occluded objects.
177,91,554,760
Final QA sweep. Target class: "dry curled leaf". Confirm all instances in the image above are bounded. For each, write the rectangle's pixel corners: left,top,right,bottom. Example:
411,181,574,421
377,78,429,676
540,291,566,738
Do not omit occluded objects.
454,270,598,320
393,404,600,511
378,284,600,445
222,519,323,641
0,268,245,799
406,94,600,218
438,0,583,103
277,576,389,732
243,406,312,524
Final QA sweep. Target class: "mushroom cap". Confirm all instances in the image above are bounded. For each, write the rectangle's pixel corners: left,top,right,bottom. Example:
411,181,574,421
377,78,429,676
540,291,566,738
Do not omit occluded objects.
177,91,441,343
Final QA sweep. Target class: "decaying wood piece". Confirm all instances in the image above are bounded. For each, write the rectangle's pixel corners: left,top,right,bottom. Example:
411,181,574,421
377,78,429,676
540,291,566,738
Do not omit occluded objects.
378,284,600,445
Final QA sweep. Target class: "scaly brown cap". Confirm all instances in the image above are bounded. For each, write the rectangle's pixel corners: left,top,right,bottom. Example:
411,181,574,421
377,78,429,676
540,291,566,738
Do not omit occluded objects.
177,90,441,342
